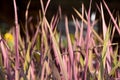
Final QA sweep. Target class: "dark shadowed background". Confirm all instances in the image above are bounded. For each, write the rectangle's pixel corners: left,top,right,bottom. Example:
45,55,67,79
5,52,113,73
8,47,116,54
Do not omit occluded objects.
0,0,120,36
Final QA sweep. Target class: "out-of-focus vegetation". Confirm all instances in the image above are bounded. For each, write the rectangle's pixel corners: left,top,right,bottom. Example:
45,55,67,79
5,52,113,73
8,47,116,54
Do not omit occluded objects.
0,0,120,80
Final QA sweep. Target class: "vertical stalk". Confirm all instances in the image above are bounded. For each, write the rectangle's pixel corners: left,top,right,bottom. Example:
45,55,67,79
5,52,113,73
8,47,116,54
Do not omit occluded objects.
13,0,19,80
84,0,92,80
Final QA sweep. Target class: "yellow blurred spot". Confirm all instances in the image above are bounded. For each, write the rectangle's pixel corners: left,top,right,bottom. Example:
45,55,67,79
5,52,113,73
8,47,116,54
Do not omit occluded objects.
4,33,14,50
4,33,14,42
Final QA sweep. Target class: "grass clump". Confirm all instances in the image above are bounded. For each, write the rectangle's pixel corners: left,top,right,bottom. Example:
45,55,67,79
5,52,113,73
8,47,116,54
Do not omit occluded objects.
0,0,120,80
